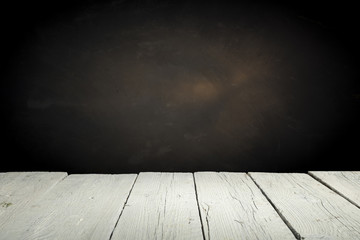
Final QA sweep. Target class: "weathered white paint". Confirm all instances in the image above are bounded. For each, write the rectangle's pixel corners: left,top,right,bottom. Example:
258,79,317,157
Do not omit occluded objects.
194,172,296,240
111,172,203,240
0,174,137,240
250,172,360,239
309,171,360,208
0,172,67,226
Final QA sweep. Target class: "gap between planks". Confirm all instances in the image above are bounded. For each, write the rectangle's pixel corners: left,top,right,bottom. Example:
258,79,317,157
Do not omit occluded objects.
247,173,301,240
308,171,360,209
192,173,206,240
109,174,139,240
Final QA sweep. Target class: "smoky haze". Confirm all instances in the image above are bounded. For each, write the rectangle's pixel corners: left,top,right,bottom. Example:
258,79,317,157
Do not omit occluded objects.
3,0,360,173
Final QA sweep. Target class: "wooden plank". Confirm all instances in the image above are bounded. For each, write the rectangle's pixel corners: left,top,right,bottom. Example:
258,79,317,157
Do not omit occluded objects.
0,172,67,225
194,172,296,240
0,174,137,240
250,172,360,239
111,172,203,240
309,171,360,208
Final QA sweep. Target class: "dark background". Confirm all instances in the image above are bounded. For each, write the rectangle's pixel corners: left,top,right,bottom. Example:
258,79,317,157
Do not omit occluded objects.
2,0,359,173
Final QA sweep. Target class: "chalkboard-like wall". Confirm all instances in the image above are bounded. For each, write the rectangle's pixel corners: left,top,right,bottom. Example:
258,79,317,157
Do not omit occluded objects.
2,0,359,173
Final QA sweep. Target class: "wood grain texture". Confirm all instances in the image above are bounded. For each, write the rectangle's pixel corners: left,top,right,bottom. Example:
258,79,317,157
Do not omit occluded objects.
250,172,360,239
111,172,203,240
194,172,296,240
0,174,137,240
309,171,360,208
0,172,67,227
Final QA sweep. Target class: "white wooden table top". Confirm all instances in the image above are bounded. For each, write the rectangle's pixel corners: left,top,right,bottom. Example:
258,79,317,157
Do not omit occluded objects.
0,171,359,240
